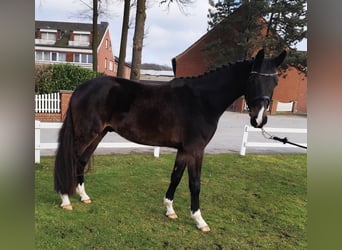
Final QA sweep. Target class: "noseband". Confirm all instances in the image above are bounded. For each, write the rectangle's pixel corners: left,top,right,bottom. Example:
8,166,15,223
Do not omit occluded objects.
246,71,278,109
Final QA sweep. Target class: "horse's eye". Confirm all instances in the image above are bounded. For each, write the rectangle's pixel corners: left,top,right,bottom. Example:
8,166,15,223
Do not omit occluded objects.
248,75,256,82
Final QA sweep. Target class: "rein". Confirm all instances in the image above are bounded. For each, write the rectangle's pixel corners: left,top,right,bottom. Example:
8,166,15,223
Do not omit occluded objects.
261,128,307,149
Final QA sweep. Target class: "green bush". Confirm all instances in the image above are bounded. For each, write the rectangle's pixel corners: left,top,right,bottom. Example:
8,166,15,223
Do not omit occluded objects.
35,64,54,94
35,64,101,94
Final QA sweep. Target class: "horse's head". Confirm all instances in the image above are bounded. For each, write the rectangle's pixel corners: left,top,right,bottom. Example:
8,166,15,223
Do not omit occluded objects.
245,49,286,128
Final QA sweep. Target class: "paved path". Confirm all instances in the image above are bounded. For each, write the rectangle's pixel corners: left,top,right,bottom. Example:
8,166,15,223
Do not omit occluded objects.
40,111,307,156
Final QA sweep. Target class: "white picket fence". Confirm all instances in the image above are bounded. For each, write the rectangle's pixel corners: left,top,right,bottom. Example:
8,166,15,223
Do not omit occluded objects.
35,92,60,113
35,121,160,163
240,125,307,156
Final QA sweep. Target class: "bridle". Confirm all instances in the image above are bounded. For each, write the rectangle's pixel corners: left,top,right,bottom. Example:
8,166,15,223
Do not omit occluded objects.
245,71,278,109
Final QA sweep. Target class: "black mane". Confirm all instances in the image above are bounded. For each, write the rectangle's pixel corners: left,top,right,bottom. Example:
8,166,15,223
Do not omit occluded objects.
177,59,253,81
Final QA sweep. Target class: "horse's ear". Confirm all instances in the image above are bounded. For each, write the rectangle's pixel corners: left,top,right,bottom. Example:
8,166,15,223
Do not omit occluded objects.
274,50,287,67
171,58,176,75
254,49,265,68
256,49,265,60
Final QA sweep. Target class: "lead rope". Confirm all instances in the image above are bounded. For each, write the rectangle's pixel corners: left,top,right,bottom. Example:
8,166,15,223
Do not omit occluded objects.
261,128,307,149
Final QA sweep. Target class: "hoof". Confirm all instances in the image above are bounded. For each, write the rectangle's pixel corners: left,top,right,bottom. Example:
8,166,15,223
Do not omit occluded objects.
61,204,73,210
167,213,178,219
198,225,211,232
81,199,92,204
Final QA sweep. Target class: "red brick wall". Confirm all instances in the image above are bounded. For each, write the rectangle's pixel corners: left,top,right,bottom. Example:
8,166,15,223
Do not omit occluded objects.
60,91,72,121
274,66,307,114
97,29,116,76
174,38,210,77
66,52,73,62
35,113,61,122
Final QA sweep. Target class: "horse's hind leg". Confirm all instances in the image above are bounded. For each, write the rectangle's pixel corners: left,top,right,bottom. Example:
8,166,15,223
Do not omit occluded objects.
59,128,108,210
75,129,109,204
164,150,187,219
76,176,91,204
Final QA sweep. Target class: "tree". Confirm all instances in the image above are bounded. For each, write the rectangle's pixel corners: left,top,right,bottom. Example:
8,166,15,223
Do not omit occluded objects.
207,1,307,71
129,0,194,80
207,0,240,28
92,0,99,73
117,0,131,78
74,0,114,73
159,0,194,14
130,0,147,80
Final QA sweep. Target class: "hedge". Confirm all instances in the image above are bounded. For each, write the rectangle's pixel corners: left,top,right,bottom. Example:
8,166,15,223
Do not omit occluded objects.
35,64,101,94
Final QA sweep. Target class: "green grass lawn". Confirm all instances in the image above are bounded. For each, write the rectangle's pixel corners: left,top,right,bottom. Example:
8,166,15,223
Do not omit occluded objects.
35,153,306,249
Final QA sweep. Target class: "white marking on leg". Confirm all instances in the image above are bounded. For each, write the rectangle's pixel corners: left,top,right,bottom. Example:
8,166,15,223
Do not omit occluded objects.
163,197,178,219
76,183,91,203
256,106,265,126
191,209,210,232
60,193,72,210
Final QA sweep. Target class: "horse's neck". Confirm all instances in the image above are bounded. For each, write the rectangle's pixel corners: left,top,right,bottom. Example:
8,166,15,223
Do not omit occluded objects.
192,61,251,116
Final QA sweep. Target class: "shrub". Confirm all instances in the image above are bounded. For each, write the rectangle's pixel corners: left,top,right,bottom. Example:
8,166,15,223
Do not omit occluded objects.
35,64,100,94
35,64,54,94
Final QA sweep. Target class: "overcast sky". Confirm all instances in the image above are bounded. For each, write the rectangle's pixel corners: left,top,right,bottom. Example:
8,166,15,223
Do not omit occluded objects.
35,0,307,67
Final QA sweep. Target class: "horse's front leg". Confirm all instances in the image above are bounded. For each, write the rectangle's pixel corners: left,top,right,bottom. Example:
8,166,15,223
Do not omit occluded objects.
164,150,187,219
188,151,210,232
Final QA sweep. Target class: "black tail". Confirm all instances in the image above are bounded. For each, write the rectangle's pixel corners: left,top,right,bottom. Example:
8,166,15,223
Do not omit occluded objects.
54,106,78,195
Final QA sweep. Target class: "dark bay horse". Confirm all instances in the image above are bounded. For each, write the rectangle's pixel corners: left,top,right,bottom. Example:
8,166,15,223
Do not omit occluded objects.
54,49,286,232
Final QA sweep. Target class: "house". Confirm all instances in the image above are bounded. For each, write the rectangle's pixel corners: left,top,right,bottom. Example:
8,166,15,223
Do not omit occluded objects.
172,4,307,114
35,20,131,79
140,69,174,82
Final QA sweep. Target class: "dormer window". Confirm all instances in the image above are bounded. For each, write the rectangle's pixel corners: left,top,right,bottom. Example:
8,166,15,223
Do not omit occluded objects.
35,29,57,45
41,30,56,41
69,31,90,47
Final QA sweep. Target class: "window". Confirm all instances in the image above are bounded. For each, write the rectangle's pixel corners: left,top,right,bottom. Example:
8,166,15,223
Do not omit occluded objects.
88,54,93,63
105,39,108,49
81,54,87,63
43,51,50,60
36,51,43,60
69,31,91,47
74,34,90,43
41,32,56,41
58,53,66,62
104,58,107,69
74,53,92,64
74,54,80,62
35,51,67,62
52,52,57,61
109,60,113,71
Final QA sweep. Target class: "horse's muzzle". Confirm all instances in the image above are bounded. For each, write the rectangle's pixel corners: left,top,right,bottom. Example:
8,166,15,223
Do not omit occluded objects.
250,114,267,128
248,105,268,128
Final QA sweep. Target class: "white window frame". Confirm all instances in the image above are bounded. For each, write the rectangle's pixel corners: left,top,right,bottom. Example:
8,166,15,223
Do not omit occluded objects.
109,60,113,71
73,53,93,64
40,29,57,41
35,51,66,62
